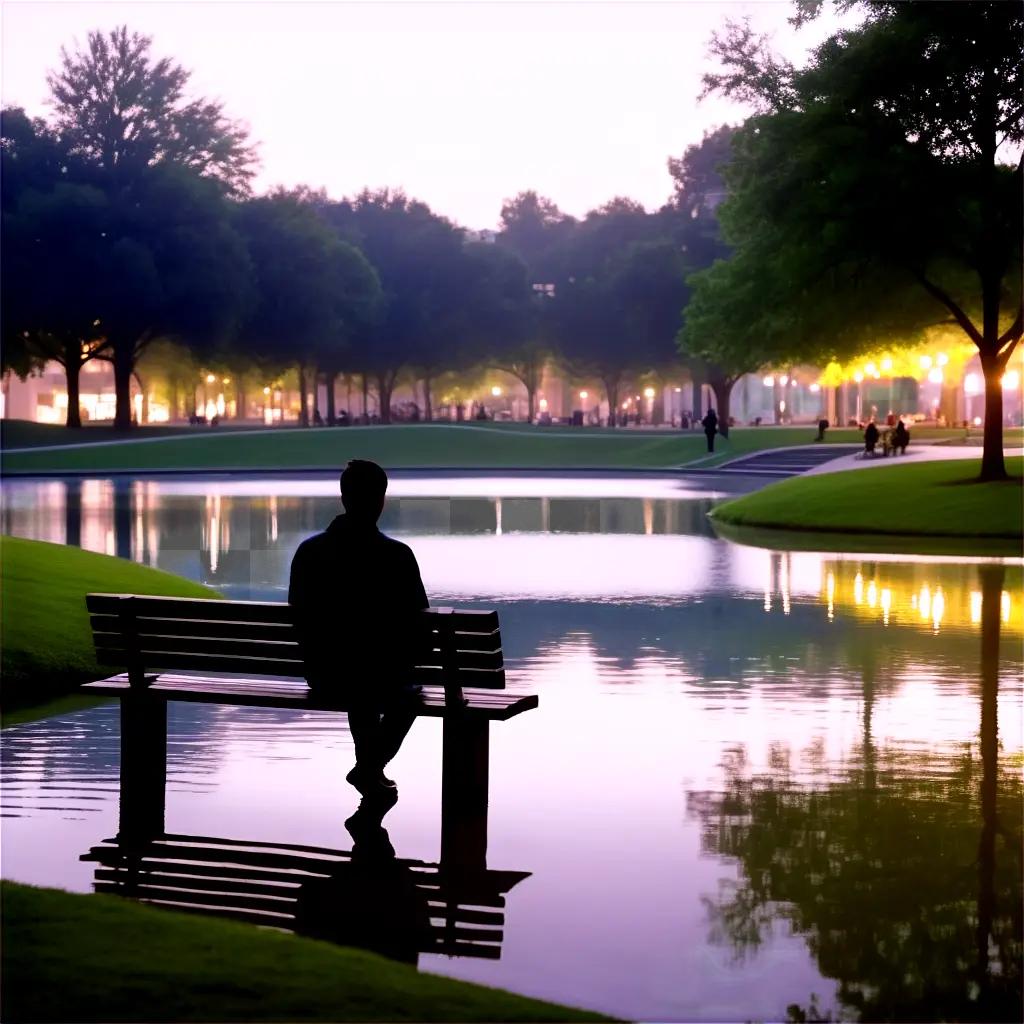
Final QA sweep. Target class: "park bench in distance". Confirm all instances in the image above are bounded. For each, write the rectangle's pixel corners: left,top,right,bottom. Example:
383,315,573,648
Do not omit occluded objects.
83,594,538,866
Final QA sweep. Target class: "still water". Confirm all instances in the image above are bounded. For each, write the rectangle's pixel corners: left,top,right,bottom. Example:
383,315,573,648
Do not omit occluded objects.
2,474,1022,1022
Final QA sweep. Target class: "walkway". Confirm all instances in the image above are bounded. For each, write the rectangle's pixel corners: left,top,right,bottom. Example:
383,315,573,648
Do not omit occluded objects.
803,443,1024,476
715,444,861,476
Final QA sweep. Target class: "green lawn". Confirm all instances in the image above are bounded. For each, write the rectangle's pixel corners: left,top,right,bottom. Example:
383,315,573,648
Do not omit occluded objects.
2,882,609,1023
712,457,1024,543
0,420,902,472
0,536,216,714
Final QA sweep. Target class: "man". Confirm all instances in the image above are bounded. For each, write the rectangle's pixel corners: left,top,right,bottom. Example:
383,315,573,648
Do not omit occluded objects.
701,407,719,453
289,460,428,795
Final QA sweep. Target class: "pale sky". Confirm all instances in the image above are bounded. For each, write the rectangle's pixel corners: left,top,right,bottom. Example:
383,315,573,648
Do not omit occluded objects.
1,1,851,228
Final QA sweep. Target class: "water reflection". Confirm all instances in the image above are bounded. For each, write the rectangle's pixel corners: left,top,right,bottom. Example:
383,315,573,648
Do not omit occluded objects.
2,474,1022,1020
688,565,1022,1022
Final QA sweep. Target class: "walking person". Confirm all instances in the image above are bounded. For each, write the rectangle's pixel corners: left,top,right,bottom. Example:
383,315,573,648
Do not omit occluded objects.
289,460,429,795
701,407,719,453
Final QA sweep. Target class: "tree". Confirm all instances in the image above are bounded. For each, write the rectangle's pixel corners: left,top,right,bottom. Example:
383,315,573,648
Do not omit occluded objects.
324,190,470,424
497,190,575,281
701,3,1023,479
48,26,255,193
2,183,113,426
554,202,686,426
235,193,379,426
97,166,253,429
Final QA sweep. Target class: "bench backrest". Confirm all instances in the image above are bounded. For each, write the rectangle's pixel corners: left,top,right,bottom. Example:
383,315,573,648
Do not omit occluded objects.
86,594,504,699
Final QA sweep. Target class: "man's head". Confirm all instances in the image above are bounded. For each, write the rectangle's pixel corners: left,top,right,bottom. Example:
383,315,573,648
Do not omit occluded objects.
340,460,388,523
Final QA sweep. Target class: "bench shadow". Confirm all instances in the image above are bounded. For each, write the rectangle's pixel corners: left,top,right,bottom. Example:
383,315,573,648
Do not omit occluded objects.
82,776,530,968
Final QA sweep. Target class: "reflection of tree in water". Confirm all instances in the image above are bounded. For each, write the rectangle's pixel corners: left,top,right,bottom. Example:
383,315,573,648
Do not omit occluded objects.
688,565,1022,1022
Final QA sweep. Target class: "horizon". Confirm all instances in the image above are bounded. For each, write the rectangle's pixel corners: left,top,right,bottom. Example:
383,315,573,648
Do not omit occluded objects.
1,1,851,228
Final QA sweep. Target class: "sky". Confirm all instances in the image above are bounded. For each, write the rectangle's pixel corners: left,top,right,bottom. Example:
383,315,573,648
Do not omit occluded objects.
1,1,851,228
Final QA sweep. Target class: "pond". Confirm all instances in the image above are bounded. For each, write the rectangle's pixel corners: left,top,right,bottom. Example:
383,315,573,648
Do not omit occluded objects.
2,473,1022,1022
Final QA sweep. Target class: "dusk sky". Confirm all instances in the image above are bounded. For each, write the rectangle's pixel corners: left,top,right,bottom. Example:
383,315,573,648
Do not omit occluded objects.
1,2,851,228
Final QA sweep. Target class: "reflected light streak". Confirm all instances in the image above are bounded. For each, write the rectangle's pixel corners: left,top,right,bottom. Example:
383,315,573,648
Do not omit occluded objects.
826,571,835,621
1002,591,1011,624
932,587,945,631
781,555,791,616
970,591,983,624
867,580,877,609
853,573,864,605
919,585,931,621
880,587,891,626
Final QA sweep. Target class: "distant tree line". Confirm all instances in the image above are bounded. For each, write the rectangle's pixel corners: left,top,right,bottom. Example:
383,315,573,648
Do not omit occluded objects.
3,5,1020,480
0,26,725,431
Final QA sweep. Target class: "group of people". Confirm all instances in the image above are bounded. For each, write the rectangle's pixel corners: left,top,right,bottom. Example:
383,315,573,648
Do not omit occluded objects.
863,416,911,457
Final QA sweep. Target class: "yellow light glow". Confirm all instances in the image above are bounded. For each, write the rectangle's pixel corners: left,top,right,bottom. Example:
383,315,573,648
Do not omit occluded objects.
579,390,588,400
779,374,789,386
867,580,878,609
779,400,787,412
928,368,944,384
809,383,821,393
936,352,949,366
965,373,981,396
881,357,893,372
865,363,877,376
974,416,983,426
854,573,864,605
853,371,864,383
919,355,933,370
263,386,271,395
919,585,931,620
539,398,548,411
762,375,774,387
643,387,655,399
970,591,982,624
491,386,502,397
932,587,945,630
880,587,891,626
1003,370,1019,391
1002,591,1011,623
826,571,835,620
222,377,231,385
206,374,216,384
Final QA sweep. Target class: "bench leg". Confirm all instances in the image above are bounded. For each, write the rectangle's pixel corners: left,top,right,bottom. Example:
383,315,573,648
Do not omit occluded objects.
441,716,489,872
118,694,167,844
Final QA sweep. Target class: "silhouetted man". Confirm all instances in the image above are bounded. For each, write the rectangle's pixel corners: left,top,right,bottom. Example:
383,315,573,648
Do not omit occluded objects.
701,408,719,453
289,460,428,795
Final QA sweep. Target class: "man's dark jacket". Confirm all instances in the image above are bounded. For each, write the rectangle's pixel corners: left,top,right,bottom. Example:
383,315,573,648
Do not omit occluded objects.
288,514,428,695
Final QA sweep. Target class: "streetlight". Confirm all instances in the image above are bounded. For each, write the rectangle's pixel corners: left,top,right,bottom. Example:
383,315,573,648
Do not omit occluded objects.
491,386,502,397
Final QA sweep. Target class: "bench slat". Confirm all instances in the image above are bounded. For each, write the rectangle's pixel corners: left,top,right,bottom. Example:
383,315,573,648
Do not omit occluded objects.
87,595,499,632
82,674,535,720
92,632,504,671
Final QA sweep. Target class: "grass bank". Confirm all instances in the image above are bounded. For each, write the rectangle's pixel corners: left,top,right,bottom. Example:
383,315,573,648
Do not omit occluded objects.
0,419,912,473
2,882,608,1023
711,457,1023,547
0,536,215,716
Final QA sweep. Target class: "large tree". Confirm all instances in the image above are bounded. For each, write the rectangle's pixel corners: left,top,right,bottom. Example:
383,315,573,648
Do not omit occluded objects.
700,2,1023,479
235,193,380,427
323,190,471,424
48,26,255,193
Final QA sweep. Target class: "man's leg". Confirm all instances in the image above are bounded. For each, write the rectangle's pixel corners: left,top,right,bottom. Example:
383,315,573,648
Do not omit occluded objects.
348,708,383,770
377,688,421,768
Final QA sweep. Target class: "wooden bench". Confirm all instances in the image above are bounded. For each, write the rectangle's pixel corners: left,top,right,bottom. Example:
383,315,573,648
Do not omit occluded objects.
83,593,538,867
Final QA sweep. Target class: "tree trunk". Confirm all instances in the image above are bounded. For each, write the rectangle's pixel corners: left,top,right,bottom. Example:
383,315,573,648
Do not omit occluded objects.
603,378,619,429
376,372,394,425
297,363,310,427
64,358,83,429
423,374,433,421
691,377,702,421
113,344,135,430
362,375,369,422
236,374,247,421
325,371,337,425
710,377,733,438
526,383,536,423
979,352,1006,481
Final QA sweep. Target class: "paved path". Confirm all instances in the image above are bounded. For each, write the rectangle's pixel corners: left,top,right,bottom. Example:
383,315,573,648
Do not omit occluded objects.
714,444,862,476
803,443,1024,476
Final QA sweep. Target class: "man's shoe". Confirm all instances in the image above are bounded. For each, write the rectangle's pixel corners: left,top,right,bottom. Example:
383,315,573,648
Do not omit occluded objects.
346,765,397,794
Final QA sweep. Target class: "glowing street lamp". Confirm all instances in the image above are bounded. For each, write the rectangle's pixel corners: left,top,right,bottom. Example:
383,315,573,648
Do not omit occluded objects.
919,355,933,370
1003,370,1020,391
491,386,502,397
928,368,944,384
579,390,588,400
205,373,217,384
762,375,774,387
643,387,655,399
